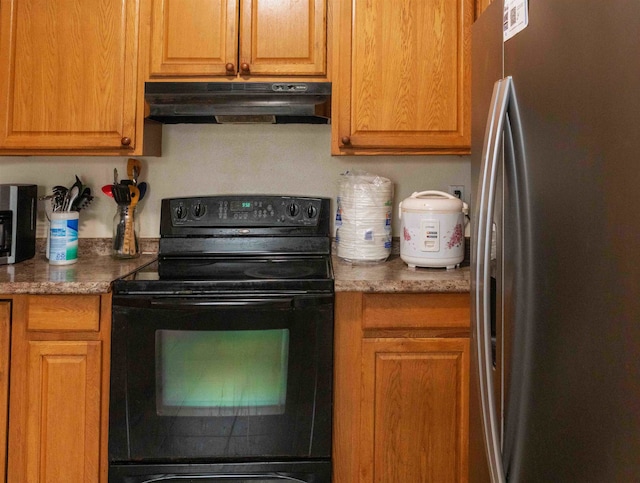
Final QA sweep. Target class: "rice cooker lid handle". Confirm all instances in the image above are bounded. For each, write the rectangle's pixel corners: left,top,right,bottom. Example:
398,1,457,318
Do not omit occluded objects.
408,190,469,214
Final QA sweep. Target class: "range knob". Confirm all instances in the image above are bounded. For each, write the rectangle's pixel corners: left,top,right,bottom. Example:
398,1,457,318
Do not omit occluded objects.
192,201,206,218
175,204,187,220
287,202,300,217
306,204,318,218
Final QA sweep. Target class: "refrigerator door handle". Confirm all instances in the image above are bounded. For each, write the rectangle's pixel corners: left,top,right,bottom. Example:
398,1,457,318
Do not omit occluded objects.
472,76,515,483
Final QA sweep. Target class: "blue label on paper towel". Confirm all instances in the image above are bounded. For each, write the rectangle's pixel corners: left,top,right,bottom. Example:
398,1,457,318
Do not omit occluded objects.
49,218,78,261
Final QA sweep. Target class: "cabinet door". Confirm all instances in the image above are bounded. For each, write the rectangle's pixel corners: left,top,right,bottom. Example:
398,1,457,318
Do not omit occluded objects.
149,0,239,76
10,340,102,483
7,294,111,483
0,0,139,151
239,0,326,76
361,337,469,482
332,0,473,155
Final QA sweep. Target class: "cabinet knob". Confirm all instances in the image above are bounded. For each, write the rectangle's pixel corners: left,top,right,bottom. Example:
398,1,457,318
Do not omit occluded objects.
225,62,235,74
240,62,250,74
121,137,131,146
341,136,351,146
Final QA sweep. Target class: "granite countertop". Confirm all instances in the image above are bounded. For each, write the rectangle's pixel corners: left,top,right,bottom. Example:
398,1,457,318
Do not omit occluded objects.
0,239,470,295
0,239,157,295
332,254,470,293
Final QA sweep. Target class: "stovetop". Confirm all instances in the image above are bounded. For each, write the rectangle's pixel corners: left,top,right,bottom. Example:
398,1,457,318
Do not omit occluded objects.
113,255,333,295
114,195,334,295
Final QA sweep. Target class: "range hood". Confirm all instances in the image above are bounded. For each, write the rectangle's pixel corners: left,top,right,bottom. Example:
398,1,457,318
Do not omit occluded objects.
145,82,331,124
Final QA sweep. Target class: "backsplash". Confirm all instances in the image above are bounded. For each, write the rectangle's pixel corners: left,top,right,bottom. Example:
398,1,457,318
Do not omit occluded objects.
0,124,470,238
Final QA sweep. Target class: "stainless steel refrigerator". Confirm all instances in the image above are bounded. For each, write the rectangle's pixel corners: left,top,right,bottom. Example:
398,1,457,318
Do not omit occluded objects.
470,1,640,481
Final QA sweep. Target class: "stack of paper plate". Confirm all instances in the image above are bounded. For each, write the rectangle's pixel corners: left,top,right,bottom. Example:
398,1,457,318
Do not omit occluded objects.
336,173,393,263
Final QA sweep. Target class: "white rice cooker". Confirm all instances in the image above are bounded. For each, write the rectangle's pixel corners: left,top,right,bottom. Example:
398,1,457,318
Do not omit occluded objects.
398,190,469,269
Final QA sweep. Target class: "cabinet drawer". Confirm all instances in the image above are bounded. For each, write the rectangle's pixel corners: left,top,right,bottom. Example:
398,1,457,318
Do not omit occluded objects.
27,295,101,332
362,293,470,330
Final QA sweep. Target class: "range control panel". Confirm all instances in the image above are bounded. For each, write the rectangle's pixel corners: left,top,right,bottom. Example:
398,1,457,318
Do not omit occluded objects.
166,195,326,227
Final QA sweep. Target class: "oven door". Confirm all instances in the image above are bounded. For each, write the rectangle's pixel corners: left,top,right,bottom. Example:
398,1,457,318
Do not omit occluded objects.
109,293,333,463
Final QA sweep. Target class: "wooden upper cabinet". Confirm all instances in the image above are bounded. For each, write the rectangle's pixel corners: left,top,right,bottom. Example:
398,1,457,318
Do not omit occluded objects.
332,0,473,155
147,0,327,79
0,0,144,153
149,0,239,76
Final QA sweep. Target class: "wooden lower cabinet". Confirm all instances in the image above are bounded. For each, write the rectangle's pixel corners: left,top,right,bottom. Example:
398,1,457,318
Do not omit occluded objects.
334,292,470,483
0,301,10,481
5,293,112,483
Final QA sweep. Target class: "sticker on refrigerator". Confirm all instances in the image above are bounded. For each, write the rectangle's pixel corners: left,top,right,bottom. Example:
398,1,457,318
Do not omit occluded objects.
504,0,528,41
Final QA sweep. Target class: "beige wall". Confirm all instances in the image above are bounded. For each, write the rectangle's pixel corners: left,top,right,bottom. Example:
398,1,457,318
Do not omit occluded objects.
0,124,470,238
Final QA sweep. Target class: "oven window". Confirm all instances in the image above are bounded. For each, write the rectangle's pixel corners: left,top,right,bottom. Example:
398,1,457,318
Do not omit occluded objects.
156,329,289,417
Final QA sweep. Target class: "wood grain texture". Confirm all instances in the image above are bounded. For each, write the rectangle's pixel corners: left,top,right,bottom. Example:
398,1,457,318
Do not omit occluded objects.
98,293,112,483
240,0,326,76
145,0,327,79
0,0,141,151
0,301,10,483
334,292,470,483
363,293,471,331
149,0,238,76
26,295,101,332
6,293,111,483
361,337,469,482
25,340,102,483
6,296,27,483
333,292,363,483
331,0,473,155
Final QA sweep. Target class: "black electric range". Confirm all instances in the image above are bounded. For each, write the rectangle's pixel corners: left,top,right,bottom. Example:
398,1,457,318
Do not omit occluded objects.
109,195,335,483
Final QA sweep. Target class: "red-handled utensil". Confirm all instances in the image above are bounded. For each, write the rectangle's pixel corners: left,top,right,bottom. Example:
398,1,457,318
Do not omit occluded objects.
102,185,114,197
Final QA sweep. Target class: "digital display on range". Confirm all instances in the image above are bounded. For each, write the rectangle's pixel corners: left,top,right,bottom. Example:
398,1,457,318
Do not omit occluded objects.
230,201,253,212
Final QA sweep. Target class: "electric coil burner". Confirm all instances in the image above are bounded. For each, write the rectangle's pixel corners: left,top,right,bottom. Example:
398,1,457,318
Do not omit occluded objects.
109,195,334,483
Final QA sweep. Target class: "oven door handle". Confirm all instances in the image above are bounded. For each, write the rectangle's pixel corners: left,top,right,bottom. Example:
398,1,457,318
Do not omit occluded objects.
149,297,295,308
114,294,333,309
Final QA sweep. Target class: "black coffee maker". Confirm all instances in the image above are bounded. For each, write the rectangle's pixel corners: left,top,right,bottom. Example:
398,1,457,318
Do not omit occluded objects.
0,184,37,265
